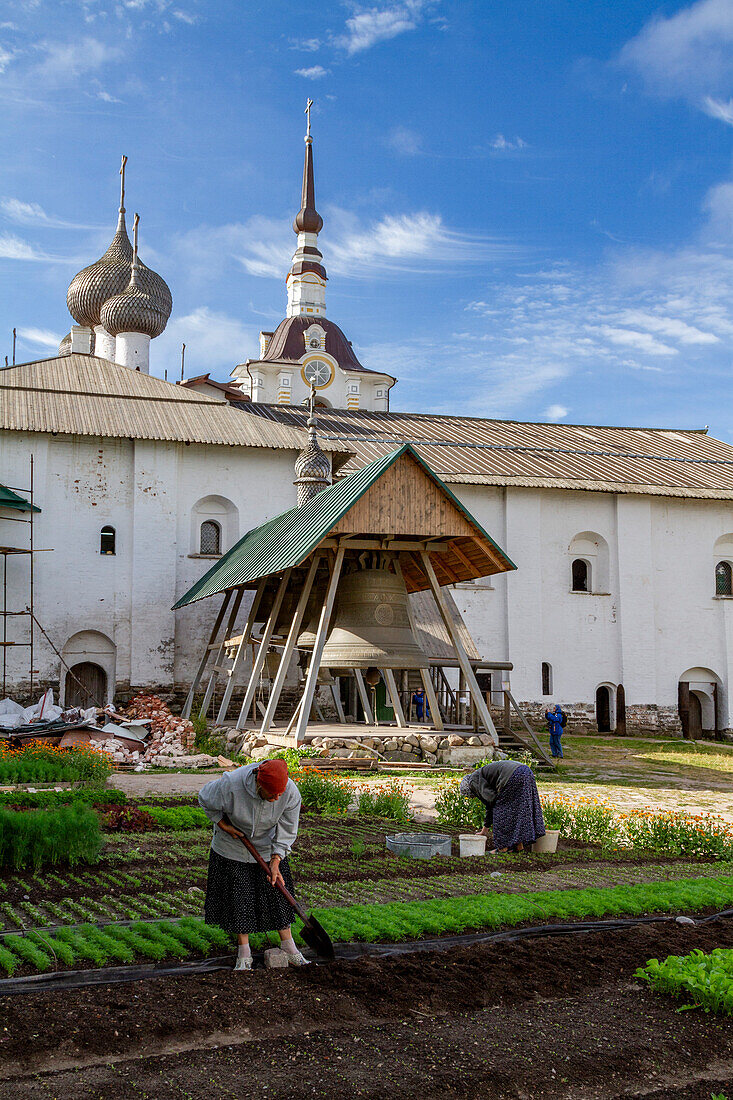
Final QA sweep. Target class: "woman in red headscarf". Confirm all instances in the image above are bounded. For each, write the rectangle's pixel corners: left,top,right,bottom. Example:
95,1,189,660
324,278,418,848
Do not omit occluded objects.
198,758,305,970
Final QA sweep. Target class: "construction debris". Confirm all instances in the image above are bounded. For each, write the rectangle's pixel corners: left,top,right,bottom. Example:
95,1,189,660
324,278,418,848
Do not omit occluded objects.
0,690,218,771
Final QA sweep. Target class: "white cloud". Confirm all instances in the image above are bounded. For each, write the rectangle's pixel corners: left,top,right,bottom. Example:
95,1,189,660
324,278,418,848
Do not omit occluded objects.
290,37,321,52
177,205,501,283
593,324,678,356
336,1,433,55
34,38,122,83
294,65,329,79
387,126,422,155
172,9,197,24
1,198,95,230
153,307,258,378
702,94,733,123
17,327,60,349
544,404,569,421
491,134,527,151
614,309,719,345
0,46,14,73
0,234,47,261
0,233,78,262
619,0,733,120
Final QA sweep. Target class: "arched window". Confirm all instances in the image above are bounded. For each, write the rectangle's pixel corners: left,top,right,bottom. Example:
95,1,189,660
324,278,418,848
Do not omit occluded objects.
100,526,116,556
715,561,732,596
200,520,221,556
541,662,552,696
571,558,589,592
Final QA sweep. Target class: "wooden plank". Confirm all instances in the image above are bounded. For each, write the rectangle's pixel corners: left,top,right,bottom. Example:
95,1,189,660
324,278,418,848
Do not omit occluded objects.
354,668,375,724
383,668,406,727
234,570,292,729
260,554,320,734
182,591,232,719
331,453,476,538
419,550,499,746
295,545,345,744
215,579,266,724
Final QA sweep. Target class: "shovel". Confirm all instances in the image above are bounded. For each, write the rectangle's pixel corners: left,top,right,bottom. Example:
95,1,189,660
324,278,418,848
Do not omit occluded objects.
232,828,335,959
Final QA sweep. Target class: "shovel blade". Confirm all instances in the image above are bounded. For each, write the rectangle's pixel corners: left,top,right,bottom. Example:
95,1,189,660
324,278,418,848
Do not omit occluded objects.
300,914,334,960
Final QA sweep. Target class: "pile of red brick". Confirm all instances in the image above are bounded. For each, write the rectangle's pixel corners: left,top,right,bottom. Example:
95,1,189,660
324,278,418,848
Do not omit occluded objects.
124,693,196,754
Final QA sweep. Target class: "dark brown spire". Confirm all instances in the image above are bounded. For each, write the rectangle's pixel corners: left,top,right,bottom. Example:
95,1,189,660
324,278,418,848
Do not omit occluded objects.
293,136,323,234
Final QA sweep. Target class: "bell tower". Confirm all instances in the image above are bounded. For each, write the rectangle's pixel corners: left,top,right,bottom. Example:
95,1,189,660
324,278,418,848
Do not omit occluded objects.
286,98,327,319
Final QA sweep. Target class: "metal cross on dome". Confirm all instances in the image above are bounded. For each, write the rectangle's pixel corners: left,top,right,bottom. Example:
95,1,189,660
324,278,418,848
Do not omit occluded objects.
305,98,313,137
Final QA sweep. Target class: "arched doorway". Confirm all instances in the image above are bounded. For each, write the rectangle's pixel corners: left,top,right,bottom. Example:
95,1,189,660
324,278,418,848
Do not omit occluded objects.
65,662,106,708
61,631,116,706
596,686,611,732
688,692,703,739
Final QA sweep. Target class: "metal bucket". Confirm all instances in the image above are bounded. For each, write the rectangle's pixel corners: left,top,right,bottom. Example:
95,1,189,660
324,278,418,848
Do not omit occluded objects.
459,833,487,858
386,833,452,859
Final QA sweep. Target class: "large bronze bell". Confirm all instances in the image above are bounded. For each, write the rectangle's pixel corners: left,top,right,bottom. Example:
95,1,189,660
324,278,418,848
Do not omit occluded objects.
320,566,428,670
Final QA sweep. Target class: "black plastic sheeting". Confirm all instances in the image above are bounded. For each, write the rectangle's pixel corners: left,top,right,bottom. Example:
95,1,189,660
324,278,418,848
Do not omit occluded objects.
1,908,731,997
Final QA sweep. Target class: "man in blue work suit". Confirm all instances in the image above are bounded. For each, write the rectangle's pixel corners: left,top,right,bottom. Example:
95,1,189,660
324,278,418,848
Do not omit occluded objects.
545,704,565,758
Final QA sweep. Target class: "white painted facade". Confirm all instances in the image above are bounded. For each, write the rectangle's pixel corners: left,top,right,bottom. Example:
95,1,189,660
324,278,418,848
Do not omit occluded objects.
231,358,392,412
2,416,733,735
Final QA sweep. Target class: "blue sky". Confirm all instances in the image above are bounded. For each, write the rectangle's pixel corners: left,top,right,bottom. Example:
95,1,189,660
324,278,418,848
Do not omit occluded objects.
2,1,733,434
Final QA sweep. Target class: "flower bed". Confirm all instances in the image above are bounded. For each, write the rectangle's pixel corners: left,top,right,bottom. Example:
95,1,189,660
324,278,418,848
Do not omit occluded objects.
636,946,733,1015
0,741,112,785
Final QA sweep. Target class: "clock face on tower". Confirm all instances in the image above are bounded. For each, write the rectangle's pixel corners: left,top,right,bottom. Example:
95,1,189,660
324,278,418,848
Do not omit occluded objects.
301,358,334,389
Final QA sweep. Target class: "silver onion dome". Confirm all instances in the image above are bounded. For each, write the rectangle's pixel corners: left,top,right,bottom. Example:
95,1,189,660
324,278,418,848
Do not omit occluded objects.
66,208,133,328
294,387,331,506
100,213,172,338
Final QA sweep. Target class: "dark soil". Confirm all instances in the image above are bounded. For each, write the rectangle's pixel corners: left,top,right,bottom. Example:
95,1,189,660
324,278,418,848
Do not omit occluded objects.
1,916,732,1097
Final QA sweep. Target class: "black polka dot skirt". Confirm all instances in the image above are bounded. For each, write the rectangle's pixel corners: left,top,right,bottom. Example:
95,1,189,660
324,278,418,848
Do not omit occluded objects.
204,849,297,936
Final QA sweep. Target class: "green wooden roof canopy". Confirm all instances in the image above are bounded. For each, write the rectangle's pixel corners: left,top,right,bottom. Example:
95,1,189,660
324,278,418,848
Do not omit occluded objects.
0,484,40,513
173,444,515,609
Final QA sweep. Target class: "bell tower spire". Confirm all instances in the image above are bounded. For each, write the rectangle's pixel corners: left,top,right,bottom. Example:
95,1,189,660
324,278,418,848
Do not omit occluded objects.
286,101,327,318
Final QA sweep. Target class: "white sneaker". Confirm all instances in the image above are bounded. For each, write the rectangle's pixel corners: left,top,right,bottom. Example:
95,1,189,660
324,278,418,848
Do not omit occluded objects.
233,955,253,971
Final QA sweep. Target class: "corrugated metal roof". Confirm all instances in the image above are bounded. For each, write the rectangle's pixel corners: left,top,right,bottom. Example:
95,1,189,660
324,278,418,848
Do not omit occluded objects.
173,444,515,609
243,405,733,499
0,355,343,452
0,485,39,513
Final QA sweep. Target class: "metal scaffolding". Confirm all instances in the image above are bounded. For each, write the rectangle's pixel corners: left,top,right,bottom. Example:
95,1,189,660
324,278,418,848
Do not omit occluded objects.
0,456,36,697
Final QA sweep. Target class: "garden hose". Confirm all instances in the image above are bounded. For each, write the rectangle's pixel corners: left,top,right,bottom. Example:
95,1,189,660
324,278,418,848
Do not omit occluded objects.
1,906,731,996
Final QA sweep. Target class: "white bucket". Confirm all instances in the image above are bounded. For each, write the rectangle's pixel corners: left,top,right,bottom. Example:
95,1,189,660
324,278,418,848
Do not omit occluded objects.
459,833,487,858
532,830,560,854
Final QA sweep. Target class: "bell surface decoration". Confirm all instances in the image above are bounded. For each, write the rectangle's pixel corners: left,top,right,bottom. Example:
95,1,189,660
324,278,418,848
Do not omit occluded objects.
320,567,427,669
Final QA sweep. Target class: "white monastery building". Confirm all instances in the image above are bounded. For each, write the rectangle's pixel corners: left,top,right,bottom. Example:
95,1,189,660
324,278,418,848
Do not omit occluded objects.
3,121,733,740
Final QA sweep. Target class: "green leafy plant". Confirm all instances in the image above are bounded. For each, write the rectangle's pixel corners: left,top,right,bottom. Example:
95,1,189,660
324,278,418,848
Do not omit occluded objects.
434,777,484,830
0,741,112,785
350,838,366,861
0,803,102,872
139,805,209,830
293,768,352,814
0,789,126,809
356,779,411,821
636,947,733,1016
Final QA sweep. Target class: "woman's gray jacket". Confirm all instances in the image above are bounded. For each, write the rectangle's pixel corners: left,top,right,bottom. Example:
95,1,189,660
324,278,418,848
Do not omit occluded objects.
467,760,522,826
198,762,301,863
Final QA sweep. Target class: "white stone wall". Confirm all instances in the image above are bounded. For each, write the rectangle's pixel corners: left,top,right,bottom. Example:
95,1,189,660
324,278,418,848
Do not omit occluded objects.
3,424,733,731
233,361,392,412
0,430,297,699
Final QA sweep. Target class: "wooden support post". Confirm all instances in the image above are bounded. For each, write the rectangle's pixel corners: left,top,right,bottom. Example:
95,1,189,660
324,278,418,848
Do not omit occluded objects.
419,550,499,745
234,570,292,730
354,668,374,724
260,556,320,735
383,668,406,727
503,689,511,739
394,559,444,731
295,545,345,744
331,679,346,723
200,588,245,716
182,591,232,719
215,580,266,724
